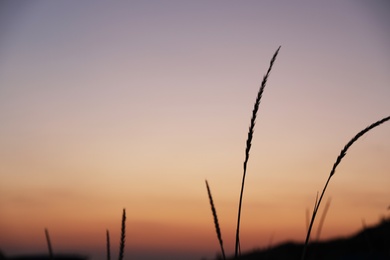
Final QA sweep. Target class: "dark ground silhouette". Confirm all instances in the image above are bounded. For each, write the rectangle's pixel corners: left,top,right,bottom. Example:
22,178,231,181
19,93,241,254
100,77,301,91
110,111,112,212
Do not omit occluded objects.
221,218,390,260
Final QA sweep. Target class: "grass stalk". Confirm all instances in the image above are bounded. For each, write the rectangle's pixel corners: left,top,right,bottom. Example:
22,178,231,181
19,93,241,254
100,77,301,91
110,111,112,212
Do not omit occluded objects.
234,46,281,258
315,198,331,241
44,228,53,259
118,208,126,260
106,229,111,260
307,192,319,235
301,115,390,260
205,180,226,260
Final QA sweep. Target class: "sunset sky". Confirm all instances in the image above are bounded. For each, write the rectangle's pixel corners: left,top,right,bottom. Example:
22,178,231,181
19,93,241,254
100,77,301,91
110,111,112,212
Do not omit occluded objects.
1,1,389,259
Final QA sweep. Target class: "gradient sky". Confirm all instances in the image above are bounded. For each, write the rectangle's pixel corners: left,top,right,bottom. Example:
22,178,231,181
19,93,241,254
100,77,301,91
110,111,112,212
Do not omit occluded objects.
1,1,389,259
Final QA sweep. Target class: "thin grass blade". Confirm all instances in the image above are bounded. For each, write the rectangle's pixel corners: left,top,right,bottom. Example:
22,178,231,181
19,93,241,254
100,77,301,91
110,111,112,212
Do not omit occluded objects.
106,229,111,260
45,228,53,259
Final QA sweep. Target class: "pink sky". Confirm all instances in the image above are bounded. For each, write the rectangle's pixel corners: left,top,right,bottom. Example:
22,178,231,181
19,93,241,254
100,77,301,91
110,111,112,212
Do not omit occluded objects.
1,1,389,259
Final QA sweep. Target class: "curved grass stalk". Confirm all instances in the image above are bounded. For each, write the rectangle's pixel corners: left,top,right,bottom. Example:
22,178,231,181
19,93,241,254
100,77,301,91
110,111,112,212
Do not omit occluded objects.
301,115,390,260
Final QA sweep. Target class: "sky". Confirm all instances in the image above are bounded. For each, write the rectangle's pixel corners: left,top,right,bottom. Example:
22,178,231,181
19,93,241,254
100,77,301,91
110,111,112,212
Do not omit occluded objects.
0,1,389,259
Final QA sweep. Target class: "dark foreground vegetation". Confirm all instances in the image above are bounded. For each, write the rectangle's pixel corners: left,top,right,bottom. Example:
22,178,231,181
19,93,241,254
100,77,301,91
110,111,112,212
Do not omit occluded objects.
222,218,390,260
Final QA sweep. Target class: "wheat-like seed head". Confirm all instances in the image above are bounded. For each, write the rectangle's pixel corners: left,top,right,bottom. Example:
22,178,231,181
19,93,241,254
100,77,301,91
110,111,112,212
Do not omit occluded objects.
118,208,126,260
205,180,226,260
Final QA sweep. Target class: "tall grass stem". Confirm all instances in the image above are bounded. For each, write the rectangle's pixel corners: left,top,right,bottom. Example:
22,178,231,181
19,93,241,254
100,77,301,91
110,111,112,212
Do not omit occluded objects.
234,46,281,258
